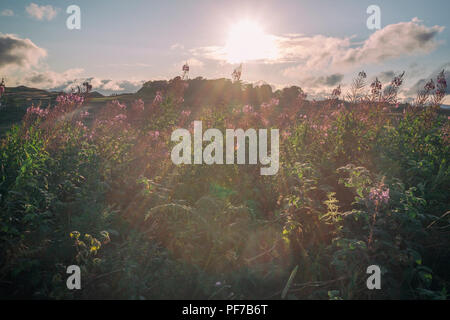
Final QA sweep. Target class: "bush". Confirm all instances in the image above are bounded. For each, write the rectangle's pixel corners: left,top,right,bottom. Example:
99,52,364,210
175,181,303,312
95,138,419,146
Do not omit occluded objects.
0,72,449,299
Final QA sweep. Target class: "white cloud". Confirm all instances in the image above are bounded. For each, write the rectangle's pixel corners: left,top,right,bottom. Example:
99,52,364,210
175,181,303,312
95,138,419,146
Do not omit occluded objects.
170,43,185,50
23,70,146,95
0,32,143,95
90,79,145,93
192,18,444,78
25,68,85,89
184,58,204,68
26,3,58,21
339,18,444,66
1,9,14,16
111,63,152,68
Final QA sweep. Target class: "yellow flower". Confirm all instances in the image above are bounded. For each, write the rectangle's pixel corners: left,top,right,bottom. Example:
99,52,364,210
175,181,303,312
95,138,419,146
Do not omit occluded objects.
70,231,80,239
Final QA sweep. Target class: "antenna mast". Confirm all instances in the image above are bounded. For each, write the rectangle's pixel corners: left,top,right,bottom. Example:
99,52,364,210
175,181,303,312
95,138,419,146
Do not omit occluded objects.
182,62,190,80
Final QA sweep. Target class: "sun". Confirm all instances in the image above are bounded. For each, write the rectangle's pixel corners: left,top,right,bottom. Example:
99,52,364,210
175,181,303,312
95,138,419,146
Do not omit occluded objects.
224,20,278,64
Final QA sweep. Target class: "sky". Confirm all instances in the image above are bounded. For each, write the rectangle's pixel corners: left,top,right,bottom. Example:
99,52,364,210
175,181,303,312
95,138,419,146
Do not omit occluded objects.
1,0,449,102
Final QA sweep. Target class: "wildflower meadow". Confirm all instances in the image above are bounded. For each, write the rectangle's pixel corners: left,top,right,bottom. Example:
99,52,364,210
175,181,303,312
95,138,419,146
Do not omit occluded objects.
0,71,449,299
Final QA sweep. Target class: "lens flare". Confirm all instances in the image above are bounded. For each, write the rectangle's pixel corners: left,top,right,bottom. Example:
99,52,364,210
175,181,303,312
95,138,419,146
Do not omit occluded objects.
224,20,278,63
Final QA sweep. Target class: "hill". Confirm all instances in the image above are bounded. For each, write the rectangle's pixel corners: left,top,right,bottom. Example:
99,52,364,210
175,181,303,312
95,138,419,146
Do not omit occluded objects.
2,79,449,137
0,87,57,136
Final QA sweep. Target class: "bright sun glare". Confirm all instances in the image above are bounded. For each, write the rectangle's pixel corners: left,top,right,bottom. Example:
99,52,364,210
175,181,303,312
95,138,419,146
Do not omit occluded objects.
224,20,278,64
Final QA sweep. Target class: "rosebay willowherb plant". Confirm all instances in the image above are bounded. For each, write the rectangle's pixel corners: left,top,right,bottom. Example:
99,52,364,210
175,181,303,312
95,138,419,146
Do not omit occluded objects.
0,71,448,299
432,70,448,106
415,70,448,107
382,71,405,105
346,71,367,103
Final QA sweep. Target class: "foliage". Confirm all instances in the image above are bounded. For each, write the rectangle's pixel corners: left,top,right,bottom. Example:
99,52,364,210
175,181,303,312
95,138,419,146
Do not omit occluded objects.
0,71,449,299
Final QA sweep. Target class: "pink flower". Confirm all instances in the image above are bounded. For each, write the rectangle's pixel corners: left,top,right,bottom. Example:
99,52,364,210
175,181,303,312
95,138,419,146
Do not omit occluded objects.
181,110,191,117
242,105,253,113
425,79,435,91
148,130,160,140
437,71,447,86
153,91,163,105
370,78,382,96
75,121,87,130
177,97,184,104
261,117,269,126
26,105,49,118
56,93,85,107
332,85,342,98
261,102,270,110
80,111,90,118
369,187,390,205
113,114,127,122
261,98,279,109
111,100,127,110
282,131,291,139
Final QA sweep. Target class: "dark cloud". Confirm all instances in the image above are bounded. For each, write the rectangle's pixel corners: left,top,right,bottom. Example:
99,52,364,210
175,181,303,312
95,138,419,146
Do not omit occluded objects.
407,63,450,96
308,74,343,87
0,34,46,69
27,73,48,84
322,74,343,86
377,71,395,82
414,30,440,43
